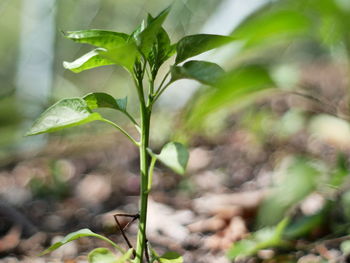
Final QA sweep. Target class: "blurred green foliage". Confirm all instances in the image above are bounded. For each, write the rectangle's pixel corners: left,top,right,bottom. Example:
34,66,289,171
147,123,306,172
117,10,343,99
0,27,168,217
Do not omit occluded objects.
184,0,350,134
183,0,350,260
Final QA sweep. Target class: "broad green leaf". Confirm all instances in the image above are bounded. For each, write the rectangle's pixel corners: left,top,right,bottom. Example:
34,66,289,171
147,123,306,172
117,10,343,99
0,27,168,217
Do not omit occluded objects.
155,142,189,175
63,30,129,49
159,251,183,263
231,9,310,49
148,26,173,73
83,92,128,112
26,98,102,136
88,248,118,263
132,7,170,56
171,60,224,85
155,28,172,61
283,212,324,240
100,42,138,72
167,44,176,59
115,97,128,112
310,0,350,48
40,228,122,256
175,34,233,64
186,65,274,127
130,18,146,42
63,48,114,73
227,218,289,260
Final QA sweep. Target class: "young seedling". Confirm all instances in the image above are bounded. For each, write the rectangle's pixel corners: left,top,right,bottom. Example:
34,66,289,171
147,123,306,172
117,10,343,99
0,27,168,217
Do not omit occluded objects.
27,7,233,263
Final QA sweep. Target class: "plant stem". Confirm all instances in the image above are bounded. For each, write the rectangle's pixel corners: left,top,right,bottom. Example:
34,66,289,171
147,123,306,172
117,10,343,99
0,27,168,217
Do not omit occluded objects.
135,99,151,263
101,118,139,146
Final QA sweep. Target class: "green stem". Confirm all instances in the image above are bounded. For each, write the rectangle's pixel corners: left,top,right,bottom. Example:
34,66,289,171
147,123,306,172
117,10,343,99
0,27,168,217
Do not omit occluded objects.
152,81,172,105
160,71,170,88
147,156,157,193
135,102,151,263
101,118,139,146
124,111,141,133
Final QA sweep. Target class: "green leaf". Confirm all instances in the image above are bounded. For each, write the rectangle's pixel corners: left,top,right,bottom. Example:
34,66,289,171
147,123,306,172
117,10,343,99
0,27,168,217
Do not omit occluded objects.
116,249,133,263
83,92,128,112
227,218,290,260
171,60,225,86
132,7,171,56
148,26,173,73
88,248,133,263
116,97,128,112
226,239,257,260
283,212,324,240
186,65,275,127
63,48,115,73
26,98,102,136
155,142,189,175
329,153,348,188
40,229,122,256
159,251,183,263
257,157,321,226
175,34,233,64
88,248,119,263
231,9,310,49
100,42,138,72
63,30,129,50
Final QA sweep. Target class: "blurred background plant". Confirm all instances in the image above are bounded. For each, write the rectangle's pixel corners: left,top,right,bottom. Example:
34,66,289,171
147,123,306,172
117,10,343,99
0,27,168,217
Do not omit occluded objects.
2,0,350,262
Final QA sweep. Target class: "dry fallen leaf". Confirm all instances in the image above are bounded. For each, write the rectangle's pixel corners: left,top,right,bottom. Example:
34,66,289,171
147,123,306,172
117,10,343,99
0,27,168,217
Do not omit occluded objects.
188,216,226,233
0,226,21,252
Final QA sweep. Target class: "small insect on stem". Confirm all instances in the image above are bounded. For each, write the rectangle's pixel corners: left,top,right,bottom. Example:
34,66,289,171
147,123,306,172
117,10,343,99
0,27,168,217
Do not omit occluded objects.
113,213,140,258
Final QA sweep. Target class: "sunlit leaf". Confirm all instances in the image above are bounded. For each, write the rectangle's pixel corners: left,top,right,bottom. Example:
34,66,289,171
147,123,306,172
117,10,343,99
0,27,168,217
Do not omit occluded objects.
83,92,128,112
155,142,189,175
26,98,102,136
159,251,183,263
63,48,114,73
133,7,170,56
100,42,138,72
88,248,119,263
171,60,224,85
175,34,233,64
63,30,129,49
40,228,122,256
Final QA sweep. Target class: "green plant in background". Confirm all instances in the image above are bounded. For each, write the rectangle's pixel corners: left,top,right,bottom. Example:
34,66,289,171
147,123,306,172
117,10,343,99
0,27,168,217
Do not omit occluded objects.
179,0,350,261
226,155,350,261
26,7,235,263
